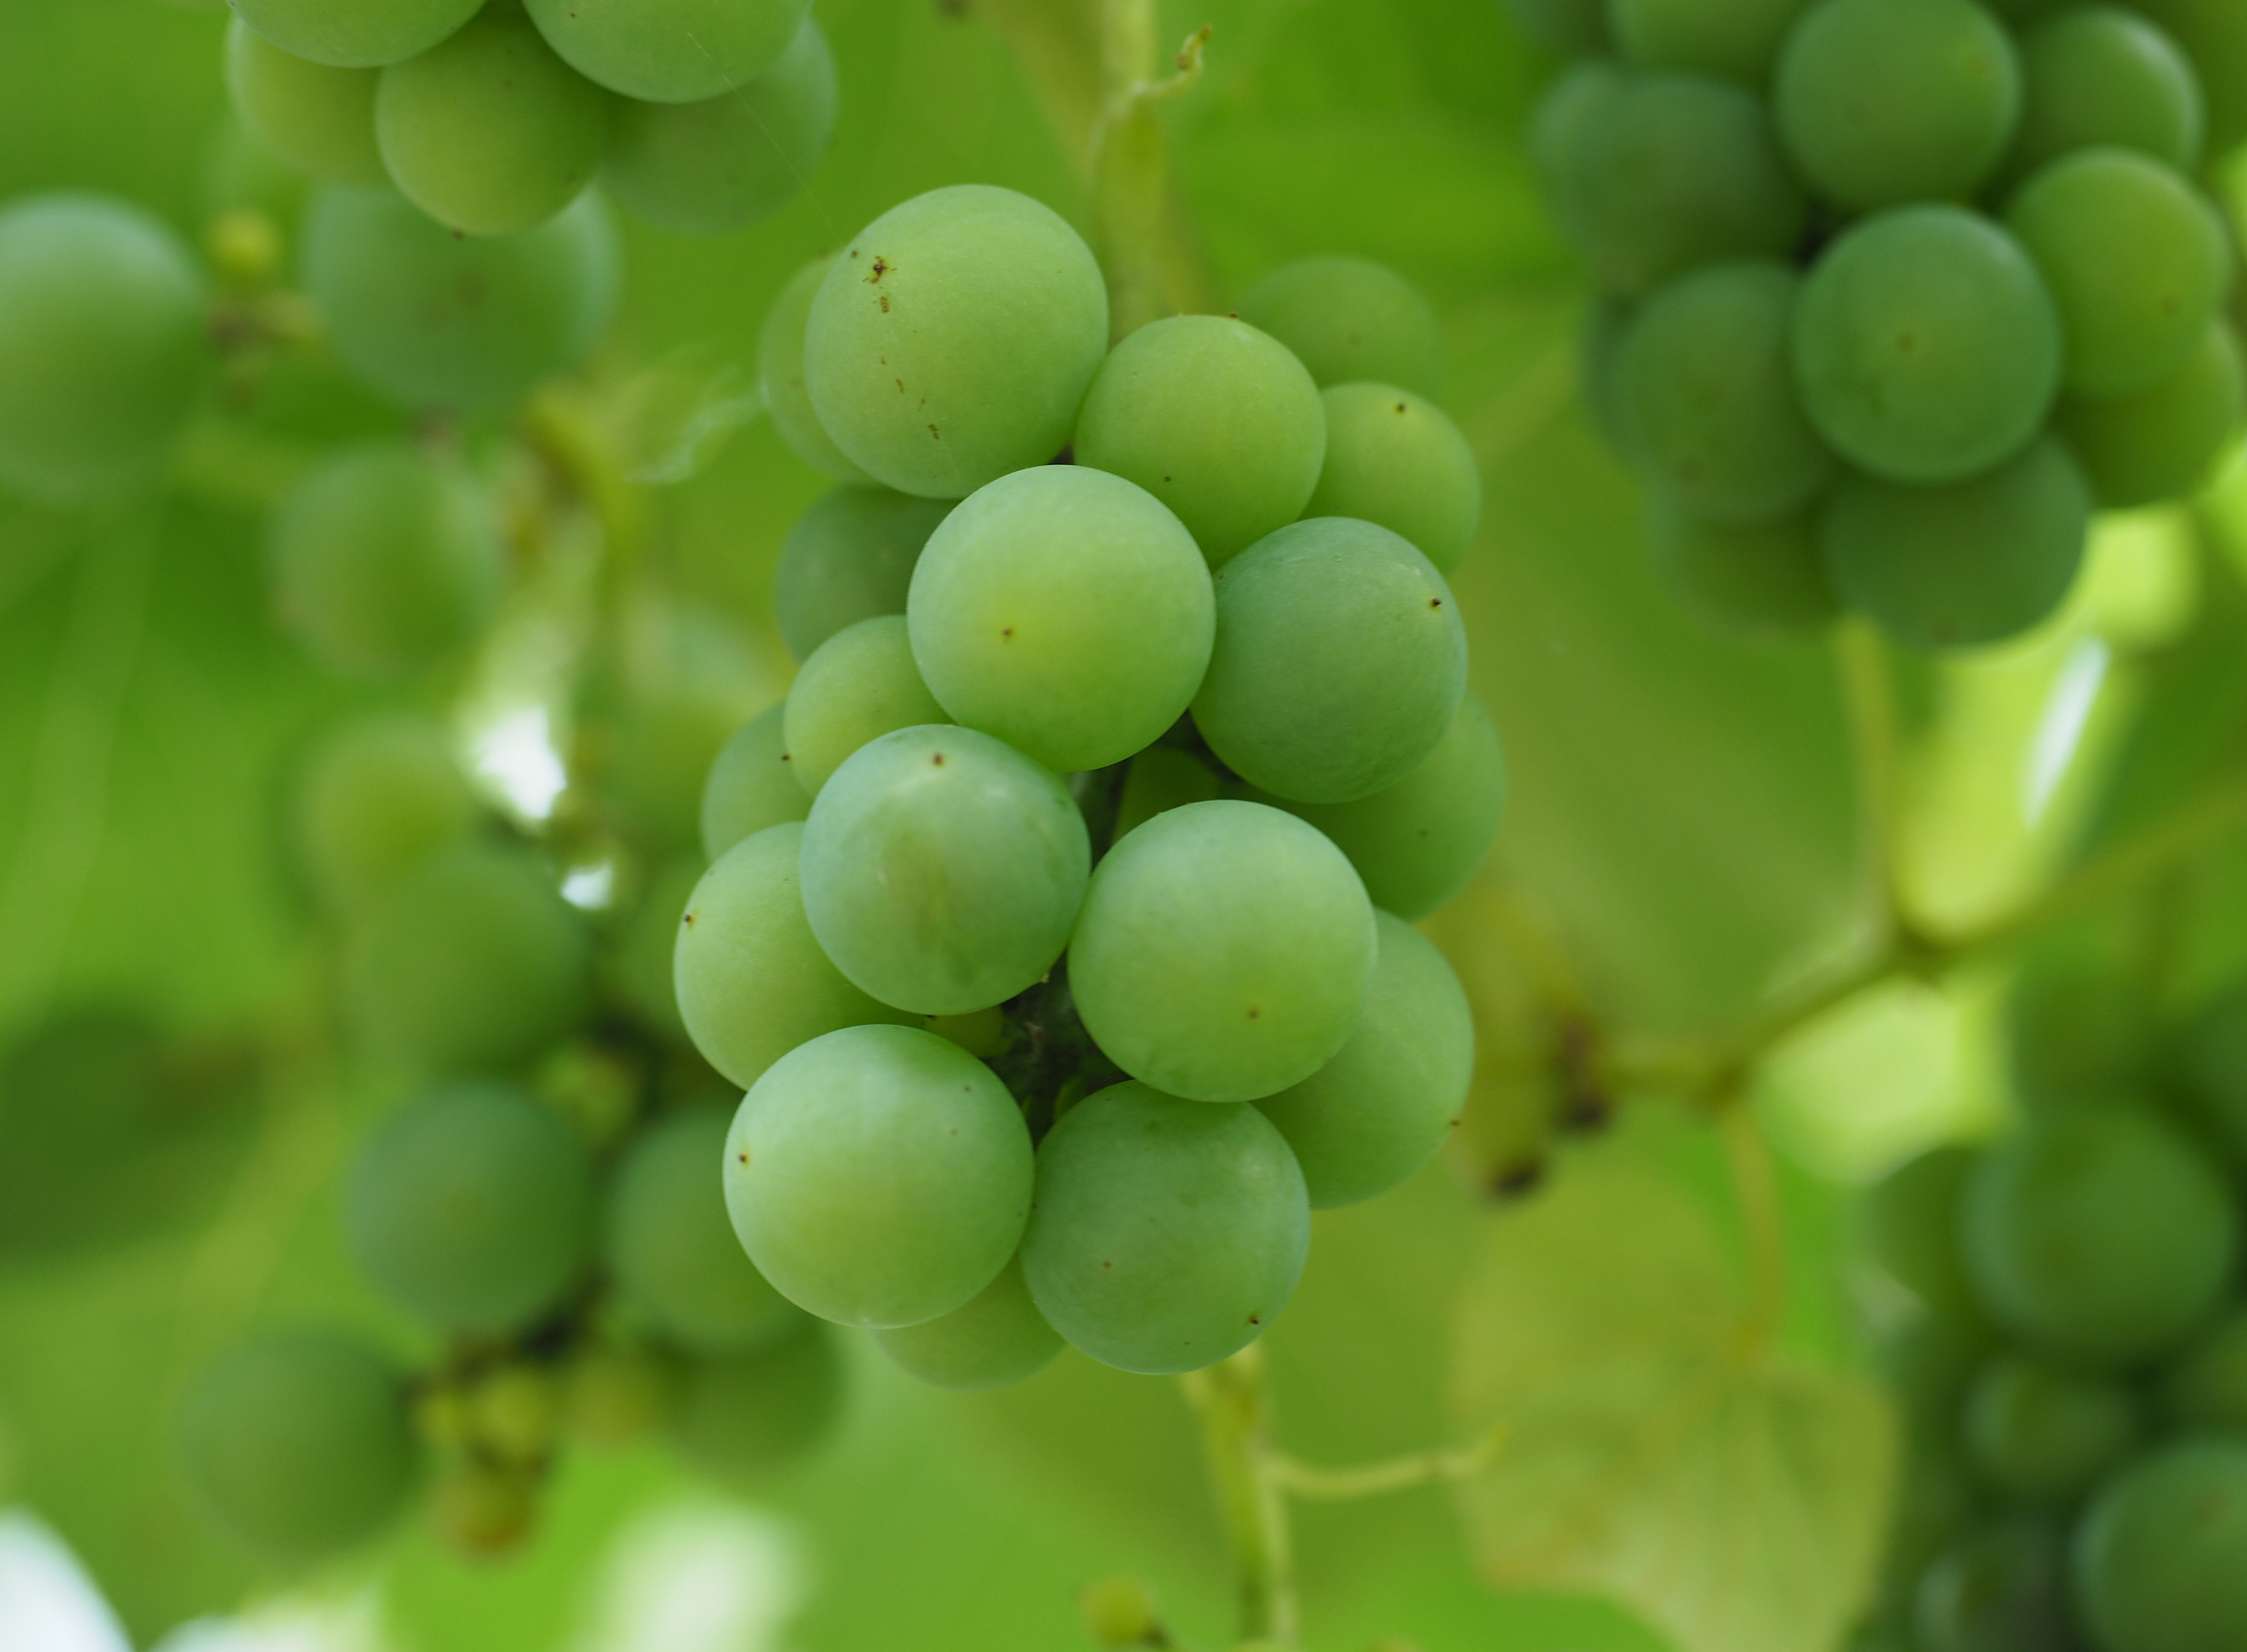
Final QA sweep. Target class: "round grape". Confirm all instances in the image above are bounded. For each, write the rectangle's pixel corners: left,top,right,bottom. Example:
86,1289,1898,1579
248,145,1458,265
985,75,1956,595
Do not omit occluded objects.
759,257,875,485
1961,1355,2142,1504
2057,321,2244,511
874,1256,1062,1391
2178,981,2247,1166
1112,746,1222,840
700,702,812,863
1646,507,1840,641
2131,0,2247,152
2074,1439,2247,1652
225,21,386,186
1609,0,1810,85
2008,6,2205,180
229,0,483,68
1303,382,1482,571
668,1323,843,1483
1862,1146,1979,1314
523,0,812,104
1913,1522,2077,1652
291,714,476,906
1235,255,1444,396
772,486,950,659
783,617,947,797
2161,1308,2247,1434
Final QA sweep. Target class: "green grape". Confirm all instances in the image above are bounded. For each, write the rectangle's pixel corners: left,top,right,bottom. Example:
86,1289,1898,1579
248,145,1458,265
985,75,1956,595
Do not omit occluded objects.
758,257,874,484
673,822,915,1088
2132,0,2247,151
1073,314,1328,566
225,21,386,186
1912,1522,2078,1652
465,1361,562,1466
2056,320,2245,510
1080,1577,1165,1650
606,1106,806,1354
2006,149,2227,400
907,467,1214,773
201,114,309,225
175,1330,419,1566
798,727,1090,1017
1614,260,1832,527
292,714,476,905
1818,438,2089,653
342,842,594,1072
1863,1146,1980,1314
1532,63,1805,298
668,1322,843,1483
724,1024,1033,1327
2160,1308,2247,1433
610,855,700,1041
1192,517,1466,805
773,486,950,659
375,8,606,237
567,1341,676,1448
1279,692,1505,923
700,702,812,862
268,440,503,679
1609,0,1811,85
229,0,483,68
873,1256,1062,1391
301,186,620,411
1302,383,1482,572
2179,981,2247,1165
1068,801,1376,1103
1960,1108,2238,1368
2074,1440,2247,1652
0,195,209,504
1961,1355,2143,1504
599,19,836,237
1773,0,2022,212
2006,944,2162,1110
1252,911,1473,1208
523,0,812,103
1582,296,1639,456
347,1081,595,1332
614,679,767,856
1646,506,1840,641
1792,207,2059,486
2008,7,2205,180
783,617,948,797
1234,256,1445,397
1500,0,1610,56
805,185,1108,498
1019,1081,1311,1376
1878,1304,2000,1434
1112,746,1222,840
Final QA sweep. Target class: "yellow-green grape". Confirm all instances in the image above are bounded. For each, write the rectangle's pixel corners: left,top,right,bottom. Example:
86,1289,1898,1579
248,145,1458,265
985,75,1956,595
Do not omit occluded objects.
175,1330,420,1566
229,0,484,68
609,855,701,1041
375,8,607,236
2058,320,2244,510
1961,1355,2142,1505
342,842,594,1073
2004,941,2160,1111
1280,692,1505,923
600,19,836,237
2161,1308,2247,1432
1614,261,1833,528
1774,0,2021,212
1646,506,1840,642
566,1342,677,1448
673,822,914,1090
1818,437,2089,653
201,115,309,225
523,0,812,103
1193,517,1466,804
1080,1577,1164,1649
1073,314,1327,567
1235,255,1445,396
0,194,209,504
668,1323,844,1484
2074,1441,2247,1652
429,1457,538,1558
872,1256,1062,1391
1609,0,1811,84
606,1106,808,1354
908,466,1215,773
724,1025,1033,1328
805,185,1108,498
800,726,1090,1015
758,257,874,484
699,703,811,863
1112,746,1221,840
2131,0,2247,152
772,486,951,659
1069,801,1377,1103
1861,1146,1979,1313
2008,6,2205,180
466,1362,563,1467
782,616,949,797
1020,1081,1311,1376
225,21,386,186
1532,62,1805,298
1581,297,1638,456
1253,911,1473,1208
301,186,620,410
346,1081,595,1333
1303,383,1482,572
268,440,503,680
291,714,477,906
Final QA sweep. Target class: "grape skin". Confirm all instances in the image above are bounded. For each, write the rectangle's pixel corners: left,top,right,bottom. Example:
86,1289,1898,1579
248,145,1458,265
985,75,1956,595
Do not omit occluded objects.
229,0,484,69
1303,383,1483,571
523,0,812,105
700,703,812,863
291,714,476,906
772,485,951,659
873,1256,1062,1391
1235,255,1445,396
1609,0,1810,86
1959,1355,2142,1505
1912,1522,2077,1652
668,1322,844,1484
2074,1440,2247,1652
758,257,875,485
1644,506,1839,641
2007,6,2206,180
783,616,949,797
2056,320,2245,510
225,21,387,187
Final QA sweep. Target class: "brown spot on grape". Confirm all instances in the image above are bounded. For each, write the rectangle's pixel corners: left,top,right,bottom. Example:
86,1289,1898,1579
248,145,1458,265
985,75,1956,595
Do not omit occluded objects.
682,912,696,927
879,295,891,313
894,377,905,395
1102,1260,1113,1268
1430,598,1442,608
1247,1006,1261,1020
1395,402,1407,413
737,1151,749,1164
867,256,891,283
1001,626,1014,639
929,423,941,439
1247,1313,1261,1325
932,752,946,766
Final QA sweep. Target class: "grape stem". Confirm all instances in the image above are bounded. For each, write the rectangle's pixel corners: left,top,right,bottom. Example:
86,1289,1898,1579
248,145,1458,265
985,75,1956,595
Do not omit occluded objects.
1269,1421,1508,1501
1178,1346,1298,1646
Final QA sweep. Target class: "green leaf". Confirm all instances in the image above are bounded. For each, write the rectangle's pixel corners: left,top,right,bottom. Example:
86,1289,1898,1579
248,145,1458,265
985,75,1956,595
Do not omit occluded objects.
1449,1162,1897,1652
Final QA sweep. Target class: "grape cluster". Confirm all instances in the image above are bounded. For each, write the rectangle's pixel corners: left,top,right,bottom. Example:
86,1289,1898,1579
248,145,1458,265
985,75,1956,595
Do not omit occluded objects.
1515,0,2247,651
1860,956,2247,1651
680,184,1502,1384
225,0,835,240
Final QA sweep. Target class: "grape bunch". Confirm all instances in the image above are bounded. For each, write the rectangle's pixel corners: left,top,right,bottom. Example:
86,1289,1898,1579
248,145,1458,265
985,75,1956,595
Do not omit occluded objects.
678,183,1502,1386
1513,0,2247,651
224,0,836,239
1859,953,2247,1652
175,712,848,1570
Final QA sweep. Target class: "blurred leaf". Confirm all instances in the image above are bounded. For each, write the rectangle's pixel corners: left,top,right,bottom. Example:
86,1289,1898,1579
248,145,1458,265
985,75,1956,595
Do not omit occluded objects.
1451,1162,1896,1652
